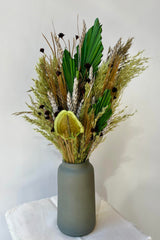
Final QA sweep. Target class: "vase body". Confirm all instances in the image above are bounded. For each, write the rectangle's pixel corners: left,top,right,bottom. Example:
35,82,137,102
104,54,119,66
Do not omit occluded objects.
57,160,96,237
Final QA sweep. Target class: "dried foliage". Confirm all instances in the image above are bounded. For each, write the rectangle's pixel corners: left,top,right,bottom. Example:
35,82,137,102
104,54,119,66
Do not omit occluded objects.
15,18,148,163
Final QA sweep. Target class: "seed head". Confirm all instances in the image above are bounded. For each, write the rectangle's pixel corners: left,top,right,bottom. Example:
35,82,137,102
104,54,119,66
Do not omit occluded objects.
58,33,65,38
40,48,44,53
112,87,117,93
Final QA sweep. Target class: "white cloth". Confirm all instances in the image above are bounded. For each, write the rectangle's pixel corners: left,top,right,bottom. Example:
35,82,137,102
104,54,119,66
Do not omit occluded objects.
5,194,152,240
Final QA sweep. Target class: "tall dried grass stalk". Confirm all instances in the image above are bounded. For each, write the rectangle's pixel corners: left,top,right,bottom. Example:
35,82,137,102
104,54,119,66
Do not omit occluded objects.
47,91,58,119
54,34,63,64
57,75,67,108
45,57,58,103
76,99,84,118
42,33,55,57
72,77,78,113
79,20,86,60
50,32,57,57
71,37,76,58
67,92,73,111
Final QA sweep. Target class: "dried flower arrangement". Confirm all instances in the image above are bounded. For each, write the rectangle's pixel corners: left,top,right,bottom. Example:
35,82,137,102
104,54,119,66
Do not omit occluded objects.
16,18,148,164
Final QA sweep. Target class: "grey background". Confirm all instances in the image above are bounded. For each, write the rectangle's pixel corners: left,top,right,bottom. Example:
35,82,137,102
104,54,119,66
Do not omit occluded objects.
0,0,159,239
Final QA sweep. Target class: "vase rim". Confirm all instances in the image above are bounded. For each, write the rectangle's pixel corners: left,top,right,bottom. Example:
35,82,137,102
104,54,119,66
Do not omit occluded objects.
62,159,89,167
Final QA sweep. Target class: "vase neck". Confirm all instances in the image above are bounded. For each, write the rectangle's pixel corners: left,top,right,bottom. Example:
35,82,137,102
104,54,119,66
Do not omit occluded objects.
61,159,90,169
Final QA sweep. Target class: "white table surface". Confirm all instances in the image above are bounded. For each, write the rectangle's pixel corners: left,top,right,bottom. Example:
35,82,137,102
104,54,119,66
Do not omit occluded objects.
5,194,152,240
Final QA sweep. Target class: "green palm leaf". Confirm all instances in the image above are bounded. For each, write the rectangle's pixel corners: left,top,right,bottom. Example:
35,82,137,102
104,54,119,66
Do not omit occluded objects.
62,49,76,94
80,18,103,78
96,106,112,132
93,89,112,132
63,18,103,93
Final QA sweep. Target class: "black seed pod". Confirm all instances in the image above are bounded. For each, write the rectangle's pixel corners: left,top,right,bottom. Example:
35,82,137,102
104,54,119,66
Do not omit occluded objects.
54,111,59,117
45,115,50,120
40,48,44,53
112,87,117,93
38,112,42,116
56,70,61,76
113,96,117,99
90,134,94,141
45,110,50,115
94,125,99,132
91,128,95,132
39,104,45,109
100,132,103,137
84,63,91,70
81,88,85,95
51,127,54,132
75,35,79,40
58,106,63,111
58,33,64,38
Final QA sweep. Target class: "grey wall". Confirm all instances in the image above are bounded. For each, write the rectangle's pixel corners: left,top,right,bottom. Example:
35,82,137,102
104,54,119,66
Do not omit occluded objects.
0,0,159,239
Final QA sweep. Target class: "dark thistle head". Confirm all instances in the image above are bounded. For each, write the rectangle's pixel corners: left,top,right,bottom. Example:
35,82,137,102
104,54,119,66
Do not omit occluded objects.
51,126,54,132
86,78,91,83
56,70,62,76
44,110,50,116
54,111,59,117
45,115,50,120
39,104,45,109
58,106,63,111
100,132,103,137
58,33,65,38
112,87,117,93
40,48,44,53
84,63,91,70
75,35,79,40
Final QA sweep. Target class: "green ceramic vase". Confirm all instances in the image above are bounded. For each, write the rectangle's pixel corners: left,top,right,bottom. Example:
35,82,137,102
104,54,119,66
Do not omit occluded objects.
57,160,96,237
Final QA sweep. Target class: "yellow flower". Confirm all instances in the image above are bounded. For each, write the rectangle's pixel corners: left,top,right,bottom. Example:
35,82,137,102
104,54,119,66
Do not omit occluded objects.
54,110,84,139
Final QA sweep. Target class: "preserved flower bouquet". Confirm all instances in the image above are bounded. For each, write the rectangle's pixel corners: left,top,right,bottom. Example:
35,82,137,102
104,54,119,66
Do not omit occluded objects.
16,18,148,164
